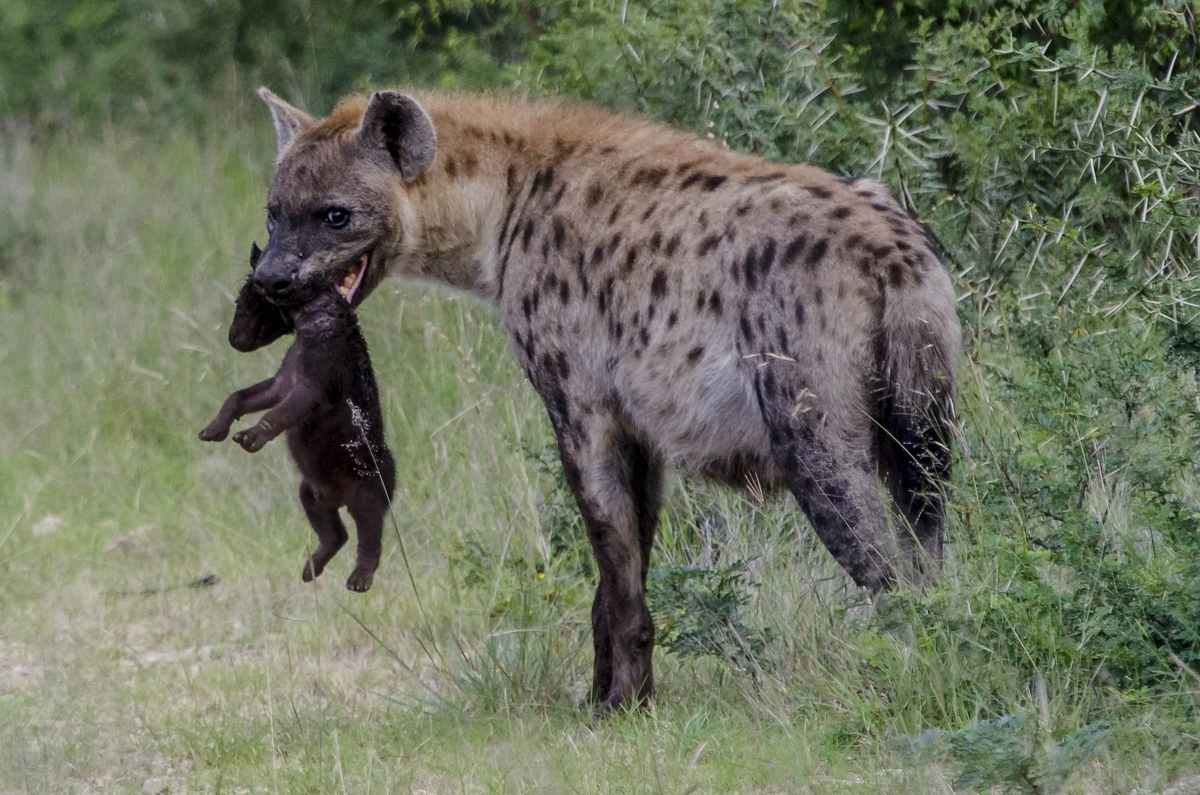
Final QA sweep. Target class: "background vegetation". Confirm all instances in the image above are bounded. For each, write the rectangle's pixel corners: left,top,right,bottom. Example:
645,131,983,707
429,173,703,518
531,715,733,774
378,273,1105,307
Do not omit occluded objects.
3,0,1200,791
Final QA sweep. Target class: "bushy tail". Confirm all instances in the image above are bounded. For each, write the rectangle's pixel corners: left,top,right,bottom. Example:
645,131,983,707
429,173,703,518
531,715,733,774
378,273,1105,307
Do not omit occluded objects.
877,280,961,571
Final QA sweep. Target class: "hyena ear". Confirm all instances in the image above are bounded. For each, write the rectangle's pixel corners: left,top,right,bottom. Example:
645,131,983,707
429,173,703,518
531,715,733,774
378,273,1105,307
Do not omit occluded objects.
257,87,314,158
356,91,437,182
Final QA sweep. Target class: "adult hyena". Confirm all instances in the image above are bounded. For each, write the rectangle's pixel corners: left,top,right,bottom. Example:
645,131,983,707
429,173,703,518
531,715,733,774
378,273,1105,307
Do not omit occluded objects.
247,87,961,711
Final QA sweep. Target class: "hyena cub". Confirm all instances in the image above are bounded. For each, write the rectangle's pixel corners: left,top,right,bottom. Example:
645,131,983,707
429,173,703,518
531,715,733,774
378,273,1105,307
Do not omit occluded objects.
199,243,396,592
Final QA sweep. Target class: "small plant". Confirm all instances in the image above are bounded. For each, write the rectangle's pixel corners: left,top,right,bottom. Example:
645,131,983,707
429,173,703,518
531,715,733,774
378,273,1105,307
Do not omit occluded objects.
901,715,1108,794
647,560,773,677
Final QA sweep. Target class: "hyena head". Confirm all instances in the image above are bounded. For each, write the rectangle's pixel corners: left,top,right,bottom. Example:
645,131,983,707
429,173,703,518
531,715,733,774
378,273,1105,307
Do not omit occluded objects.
228,241,294,352
252,87,437,307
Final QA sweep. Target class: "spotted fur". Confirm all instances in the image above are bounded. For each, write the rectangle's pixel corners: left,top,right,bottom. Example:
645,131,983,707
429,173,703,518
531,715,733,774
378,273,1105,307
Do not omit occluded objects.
251,88,962,712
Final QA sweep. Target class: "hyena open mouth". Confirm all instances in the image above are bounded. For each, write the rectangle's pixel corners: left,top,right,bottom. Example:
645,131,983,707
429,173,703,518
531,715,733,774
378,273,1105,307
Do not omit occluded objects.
337,252,370,305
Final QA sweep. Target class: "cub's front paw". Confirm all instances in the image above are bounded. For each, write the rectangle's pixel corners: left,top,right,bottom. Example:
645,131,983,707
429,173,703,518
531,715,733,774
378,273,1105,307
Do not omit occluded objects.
232,428,268,453
198,421,230,442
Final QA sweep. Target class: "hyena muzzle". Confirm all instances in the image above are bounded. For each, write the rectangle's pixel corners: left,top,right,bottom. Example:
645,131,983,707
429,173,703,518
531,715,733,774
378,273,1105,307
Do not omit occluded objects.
244,87,962,712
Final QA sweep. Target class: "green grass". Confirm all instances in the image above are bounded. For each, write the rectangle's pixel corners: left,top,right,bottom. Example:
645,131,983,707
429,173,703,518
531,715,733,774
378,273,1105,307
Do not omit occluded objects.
2,128,1199,794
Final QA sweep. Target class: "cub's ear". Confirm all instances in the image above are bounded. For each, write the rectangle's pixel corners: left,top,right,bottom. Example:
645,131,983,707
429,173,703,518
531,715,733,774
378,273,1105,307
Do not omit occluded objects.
355,91,437,182
257,87,314,158
249,241,262,270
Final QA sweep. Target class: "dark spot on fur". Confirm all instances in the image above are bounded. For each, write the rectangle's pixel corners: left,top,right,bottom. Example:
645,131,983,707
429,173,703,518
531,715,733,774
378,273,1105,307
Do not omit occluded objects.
698,210,710,229
895,239,911,252
608,203,623,225
521,220,535,252
814,287,824,306
541,239,550,261
666,234,681,256
889,261,906,288
549,183,566,208
444,155,457,178
680,172,704,190
870,202,890,213
794,300,805,326
591,246,605,267
845,233,864,249
805,238,828,268
559,280,571,304
740,314,754,342
745,172,785,184
675,160,701,176
686,345,705,363
743,247,759,290
641,202,659,222
608,233,623,256
553,217,566,250
806,185,833,200
622,247,639,274
830,206,852,220
703,175,727,191
736,202,752,216
462,152,478,177
708,291,722,315
696,290,706,311
782,235,807,267
587,184,605,207
651,270,668,298
631,167,668,188
759,238,777,276
872,244,893,258
649,230,663,252
769,198,783,212
506,165,517,193
522,295,534,321
668,311,678,327
698,234,722,256
639,326,651,346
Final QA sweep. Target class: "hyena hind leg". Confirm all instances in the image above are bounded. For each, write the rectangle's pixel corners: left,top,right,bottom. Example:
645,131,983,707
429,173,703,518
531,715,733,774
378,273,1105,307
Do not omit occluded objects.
756,370,901,592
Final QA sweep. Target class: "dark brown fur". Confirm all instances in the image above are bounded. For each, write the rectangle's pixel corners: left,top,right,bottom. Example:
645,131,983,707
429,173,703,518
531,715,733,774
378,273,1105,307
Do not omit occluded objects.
200,244,396,592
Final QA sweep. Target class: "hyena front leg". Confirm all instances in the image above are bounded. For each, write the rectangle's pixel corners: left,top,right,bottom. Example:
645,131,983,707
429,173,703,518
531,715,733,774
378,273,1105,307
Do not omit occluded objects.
755,368,901,591
551,410,663,712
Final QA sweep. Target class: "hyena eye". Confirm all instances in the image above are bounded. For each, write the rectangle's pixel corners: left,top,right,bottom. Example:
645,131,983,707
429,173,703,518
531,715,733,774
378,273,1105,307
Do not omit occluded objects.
324,208,350,228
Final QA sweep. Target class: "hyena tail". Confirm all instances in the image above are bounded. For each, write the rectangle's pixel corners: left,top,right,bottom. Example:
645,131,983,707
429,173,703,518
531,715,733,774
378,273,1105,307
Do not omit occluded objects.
876,284,961,576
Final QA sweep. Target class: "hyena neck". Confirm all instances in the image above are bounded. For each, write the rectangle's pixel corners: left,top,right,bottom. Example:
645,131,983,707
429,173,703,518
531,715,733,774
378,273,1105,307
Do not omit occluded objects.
394,95,647,304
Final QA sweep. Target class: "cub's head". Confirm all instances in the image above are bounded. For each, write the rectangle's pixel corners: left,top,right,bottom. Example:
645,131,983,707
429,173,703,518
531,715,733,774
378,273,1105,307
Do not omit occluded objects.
229,241,295,352
252,87,437,307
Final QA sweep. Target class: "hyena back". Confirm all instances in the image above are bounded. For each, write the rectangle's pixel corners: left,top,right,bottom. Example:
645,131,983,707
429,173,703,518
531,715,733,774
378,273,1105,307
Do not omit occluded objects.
249,88,962,711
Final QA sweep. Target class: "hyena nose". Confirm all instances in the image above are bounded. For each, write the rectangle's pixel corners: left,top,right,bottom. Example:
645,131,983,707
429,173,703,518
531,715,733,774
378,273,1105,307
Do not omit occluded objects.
255,268,298,298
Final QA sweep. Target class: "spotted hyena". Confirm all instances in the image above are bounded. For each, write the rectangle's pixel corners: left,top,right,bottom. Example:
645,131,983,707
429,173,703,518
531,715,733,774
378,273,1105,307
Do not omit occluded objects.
245,87,961,711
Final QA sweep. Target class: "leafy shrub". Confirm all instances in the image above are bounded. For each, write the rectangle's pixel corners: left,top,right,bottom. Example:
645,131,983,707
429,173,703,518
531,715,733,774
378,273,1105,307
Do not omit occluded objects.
517,0,1200,709
647,560,773,676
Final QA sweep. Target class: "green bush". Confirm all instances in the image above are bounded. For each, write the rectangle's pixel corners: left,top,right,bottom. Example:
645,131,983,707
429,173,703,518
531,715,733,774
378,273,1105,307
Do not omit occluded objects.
518,0,1200,704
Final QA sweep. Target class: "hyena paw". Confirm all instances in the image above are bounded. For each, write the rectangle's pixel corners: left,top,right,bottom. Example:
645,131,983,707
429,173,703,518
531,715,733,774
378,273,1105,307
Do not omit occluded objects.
232,428,267,453
198,421,230,442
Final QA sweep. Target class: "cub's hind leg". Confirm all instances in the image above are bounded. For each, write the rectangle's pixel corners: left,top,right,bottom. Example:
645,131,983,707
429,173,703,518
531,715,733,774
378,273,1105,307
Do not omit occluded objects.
299,480,348,583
